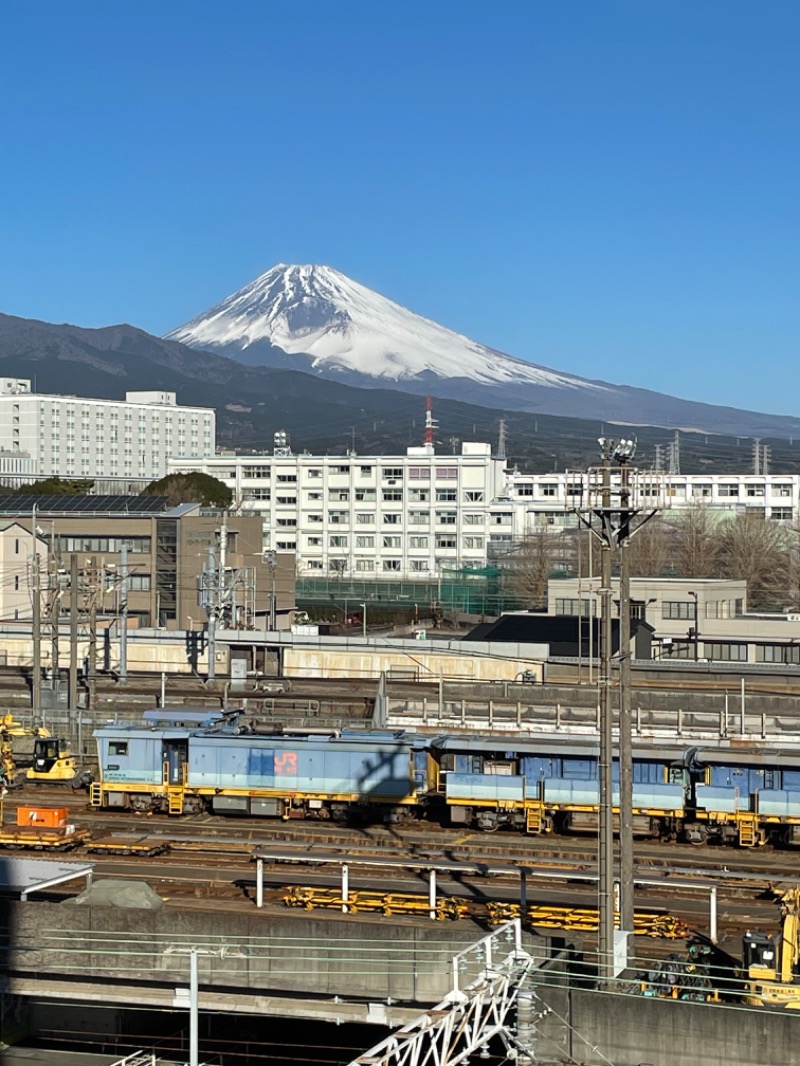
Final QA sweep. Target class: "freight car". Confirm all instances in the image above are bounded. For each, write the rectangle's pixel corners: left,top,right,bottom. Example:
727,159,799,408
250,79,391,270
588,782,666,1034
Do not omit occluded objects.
427,734,684,837
90,713,800,847
428,736,800,847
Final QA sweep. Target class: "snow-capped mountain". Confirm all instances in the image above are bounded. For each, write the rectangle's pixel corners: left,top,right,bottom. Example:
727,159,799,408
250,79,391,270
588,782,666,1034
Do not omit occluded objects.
167,263,602,391
167,264,800,438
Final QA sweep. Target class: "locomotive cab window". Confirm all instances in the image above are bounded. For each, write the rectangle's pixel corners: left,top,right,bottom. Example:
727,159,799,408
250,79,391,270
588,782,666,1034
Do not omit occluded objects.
439,754,456,773
109,742,129,757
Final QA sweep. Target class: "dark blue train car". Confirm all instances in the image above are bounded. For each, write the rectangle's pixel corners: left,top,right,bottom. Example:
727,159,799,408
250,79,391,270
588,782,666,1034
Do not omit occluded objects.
688,748,800,846
428,735,686,835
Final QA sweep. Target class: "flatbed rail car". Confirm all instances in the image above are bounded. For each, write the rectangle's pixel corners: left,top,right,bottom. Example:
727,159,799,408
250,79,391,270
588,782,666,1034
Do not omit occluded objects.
86,836,171,857
0,824,90,851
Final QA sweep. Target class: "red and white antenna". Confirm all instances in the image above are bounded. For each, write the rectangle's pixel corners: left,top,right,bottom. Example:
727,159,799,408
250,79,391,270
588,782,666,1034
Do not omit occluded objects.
424,395,438,447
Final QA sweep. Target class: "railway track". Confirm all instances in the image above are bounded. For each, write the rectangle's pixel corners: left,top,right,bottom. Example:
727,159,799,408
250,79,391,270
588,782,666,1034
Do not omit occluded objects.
6,797,800,895
7,788,800,884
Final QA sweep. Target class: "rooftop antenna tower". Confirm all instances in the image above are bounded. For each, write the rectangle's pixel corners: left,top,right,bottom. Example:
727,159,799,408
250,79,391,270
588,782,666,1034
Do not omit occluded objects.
424,395,438,448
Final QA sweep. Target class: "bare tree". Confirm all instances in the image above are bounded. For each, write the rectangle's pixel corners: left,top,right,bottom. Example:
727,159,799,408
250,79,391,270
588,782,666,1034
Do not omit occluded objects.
670,501,721,578
501,528,565,608
626,516,671,577
716,511,790,610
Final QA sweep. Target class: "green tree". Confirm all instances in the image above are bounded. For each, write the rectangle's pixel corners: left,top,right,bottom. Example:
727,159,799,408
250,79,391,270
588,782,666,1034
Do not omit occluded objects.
16,477,95,495
142,472,233,509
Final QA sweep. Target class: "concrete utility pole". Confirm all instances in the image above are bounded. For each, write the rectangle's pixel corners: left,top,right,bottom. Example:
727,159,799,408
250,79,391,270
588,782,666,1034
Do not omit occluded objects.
48,532,61,691
573,437,658,981
68,554,79,712
31,552,41,717
206,546,217,681
119,542,129,685
597,442,615,983
618,455,634,940
87,558,98,714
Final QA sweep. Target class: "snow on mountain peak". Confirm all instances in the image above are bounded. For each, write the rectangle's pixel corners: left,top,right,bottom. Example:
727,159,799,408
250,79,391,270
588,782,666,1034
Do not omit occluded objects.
166,263,608,392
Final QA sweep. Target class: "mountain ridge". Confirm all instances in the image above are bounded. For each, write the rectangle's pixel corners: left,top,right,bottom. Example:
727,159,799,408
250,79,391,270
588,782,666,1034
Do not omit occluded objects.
166,263,800,439
1,309,798,474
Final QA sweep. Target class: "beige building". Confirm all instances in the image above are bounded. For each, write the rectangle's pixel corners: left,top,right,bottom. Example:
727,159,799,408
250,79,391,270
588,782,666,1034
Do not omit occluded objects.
0,497,295,631
0,522,48,622
548,575,800,664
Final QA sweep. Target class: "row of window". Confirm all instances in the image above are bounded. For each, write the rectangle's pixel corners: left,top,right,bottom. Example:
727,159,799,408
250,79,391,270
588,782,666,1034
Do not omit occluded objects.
53,536,152,554
304,534,485,550
240,465,464,480
662,599,745,620
663,641,799,663
305,558,439,572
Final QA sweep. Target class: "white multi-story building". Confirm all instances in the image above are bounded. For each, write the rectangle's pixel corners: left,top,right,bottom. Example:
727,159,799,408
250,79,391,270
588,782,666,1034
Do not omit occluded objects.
169,444,800,579
0,380,215,483
171,443,506,577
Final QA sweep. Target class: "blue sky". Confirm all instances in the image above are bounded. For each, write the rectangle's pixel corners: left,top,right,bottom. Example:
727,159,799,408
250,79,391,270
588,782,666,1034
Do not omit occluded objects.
1,0,798,413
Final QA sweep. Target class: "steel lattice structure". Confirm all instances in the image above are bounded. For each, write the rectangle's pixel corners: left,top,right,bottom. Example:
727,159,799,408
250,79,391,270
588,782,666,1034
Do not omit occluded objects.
349,920,539,1066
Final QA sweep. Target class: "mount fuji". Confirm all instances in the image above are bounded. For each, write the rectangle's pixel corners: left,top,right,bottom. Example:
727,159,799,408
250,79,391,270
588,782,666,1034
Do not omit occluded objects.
167,264,800,438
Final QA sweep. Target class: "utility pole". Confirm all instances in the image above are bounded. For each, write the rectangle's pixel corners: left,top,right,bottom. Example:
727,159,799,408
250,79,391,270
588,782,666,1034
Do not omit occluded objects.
119,542,129,685
618,455,634,941
206,546,217,681
31,552,41,718
68,554,79,712
47,530,61,691
266,551,277,631
573,437,657,983
219,516,228,628
87,558,97,714
597,441,615,984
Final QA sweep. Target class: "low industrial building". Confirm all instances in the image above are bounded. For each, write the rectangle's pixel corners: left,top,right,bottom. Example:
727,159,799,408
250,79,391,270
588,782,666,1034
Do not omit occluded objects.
548,575,800,664
0,494,295,631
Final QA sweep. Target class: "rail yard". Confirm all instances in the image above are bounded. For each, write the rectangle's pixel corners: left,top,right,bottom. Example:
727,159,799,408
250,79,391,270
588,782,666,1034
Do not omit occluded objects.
7,663,800,1066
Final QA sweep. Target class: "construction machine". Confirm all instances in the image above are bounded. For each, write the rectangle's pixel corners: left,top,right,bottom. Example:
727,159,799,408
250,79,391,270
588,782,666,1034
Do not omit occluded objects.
0,712,84,790
744,887,800,1007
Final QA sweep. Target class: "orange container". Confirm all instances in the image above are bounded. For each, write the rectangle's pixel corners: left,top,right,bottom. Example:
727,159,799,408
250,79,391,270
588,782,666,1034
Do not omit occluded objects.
16,806,69,829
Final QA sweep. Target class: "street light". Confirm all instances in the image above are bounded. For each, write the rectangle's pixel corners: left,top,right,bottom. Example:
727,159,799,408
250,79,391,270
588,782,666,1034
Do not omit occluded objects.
359,602,367,639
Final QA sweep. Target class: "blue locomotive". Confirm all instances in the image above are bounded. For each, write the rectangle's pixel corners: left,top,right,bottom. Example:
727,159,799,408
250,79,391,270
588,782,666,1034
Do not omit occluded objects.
92,710,427,820
90,712,800,847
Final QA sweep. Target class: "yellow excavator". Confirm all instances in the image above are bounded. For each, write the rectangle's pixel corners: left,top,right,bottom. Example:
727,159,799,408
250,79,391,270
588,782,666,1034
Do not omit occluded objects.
0,712,81,790
744,887,800,1007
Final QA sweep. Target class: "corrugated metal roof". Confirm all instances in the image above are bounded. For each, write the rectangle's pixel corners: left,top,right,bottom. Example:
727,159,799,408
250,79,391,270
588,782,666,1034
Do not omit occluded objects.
0,858,93,896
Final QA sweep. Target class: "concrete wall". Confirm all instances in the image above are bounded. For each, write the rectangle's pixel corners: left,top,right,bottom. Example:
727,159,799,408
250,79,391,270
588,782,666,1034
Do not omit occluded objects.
537,985,800,1066
6,901,537,1007
224,632,548,683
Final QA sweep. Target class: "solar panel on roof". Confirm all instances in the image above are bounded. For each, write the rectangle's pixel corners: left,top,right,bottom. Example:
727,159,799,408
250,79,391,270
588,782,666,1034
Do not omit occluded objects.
0,494,170,515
